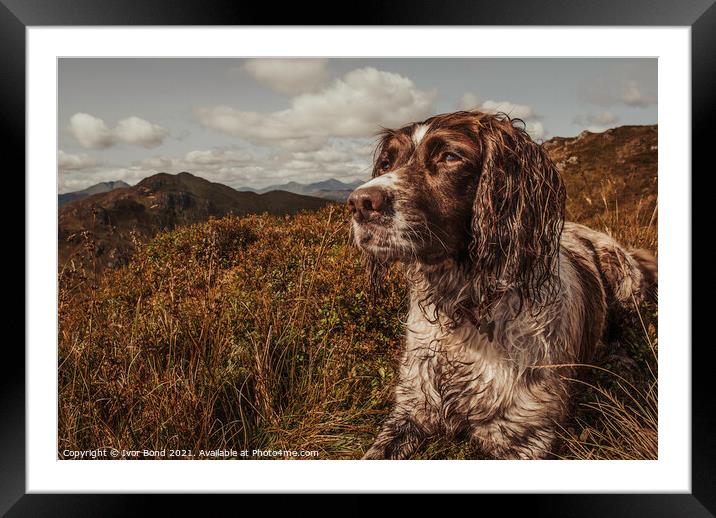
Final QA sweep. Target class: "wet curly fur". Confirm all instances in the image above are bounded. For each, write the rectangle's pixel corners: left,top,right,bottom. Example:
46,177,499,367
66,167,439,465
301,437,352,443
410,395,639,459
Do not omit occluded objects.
350,111,657,459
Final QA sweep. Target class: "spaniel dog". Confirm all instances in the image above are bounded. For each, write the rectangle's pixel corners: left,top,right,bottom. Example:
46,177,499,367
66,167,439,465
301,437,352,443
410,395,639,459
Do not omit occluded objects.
348,110,657,460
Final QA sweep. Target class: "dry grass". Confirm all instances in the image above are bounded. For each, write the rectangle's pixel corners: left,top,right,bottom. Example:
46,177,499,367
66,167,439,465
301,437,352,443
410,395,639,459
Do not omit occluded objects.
559,185,658,460
59,208,406,459
556,301,658,460
58,182,658,460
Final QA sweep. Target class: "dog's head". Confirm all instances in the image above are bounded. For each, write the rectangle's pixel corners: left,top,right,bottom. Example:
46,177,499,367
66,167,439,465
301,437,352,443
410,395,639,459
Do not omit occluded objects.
349,110,565,318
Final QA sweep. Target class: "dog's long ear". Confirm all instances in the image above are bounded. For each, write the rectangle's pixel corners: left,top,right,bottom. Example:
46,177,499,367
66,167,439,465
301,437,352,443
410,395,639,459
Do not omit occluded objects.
469,114,566,318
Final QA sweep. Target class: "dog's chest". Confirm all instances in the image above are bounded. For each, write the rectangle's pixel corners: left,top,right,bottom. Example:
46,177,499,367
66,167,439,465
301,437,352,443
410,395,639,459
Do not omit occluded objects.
402,305,514,426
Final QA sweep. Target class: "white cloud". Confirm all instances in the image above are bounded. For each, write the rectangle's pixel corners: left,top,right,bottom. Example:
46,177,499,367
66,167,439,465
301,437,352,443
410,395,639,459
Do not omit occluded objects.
472,98,546,139
68,112,169,149
114,116,169,148
579,78,656,109
196,67,436,147
140,156,175,169
131,147,255,173
353,143,376,157
274,136,328,152
243,58,329,95
458,93,480,110
58,150,99,172
183,148,253,165
68,113,115,149
478,99,537,121
525,121,546,140
573,111,620,128
291,148,353,163
60,139,375,193
593,111,619,125
620,80,656,108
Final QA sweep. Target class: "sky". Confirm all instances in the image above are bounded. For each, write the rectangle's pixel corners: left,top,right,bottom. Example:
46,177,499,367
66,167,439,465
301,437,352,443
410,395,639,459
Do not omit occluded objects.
57,58,657,194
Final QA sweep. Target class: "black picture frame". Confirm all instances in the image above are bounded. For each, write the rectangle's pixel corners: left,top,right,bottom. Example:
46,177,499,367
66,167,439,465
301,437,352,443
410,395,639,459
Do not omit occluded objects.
6,0,708,514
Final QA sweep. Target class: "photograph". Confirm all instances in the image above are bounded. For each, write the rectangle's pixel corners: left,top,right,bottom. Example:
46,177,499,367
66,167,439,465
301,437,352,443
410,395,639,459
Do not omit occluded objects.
57,57,658,461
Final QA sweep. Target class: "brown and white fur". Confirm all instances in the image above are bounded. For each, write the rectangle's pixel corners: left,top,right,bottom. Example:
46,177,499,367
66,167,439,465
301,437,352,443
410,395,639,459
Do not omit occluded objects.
348,111,657,460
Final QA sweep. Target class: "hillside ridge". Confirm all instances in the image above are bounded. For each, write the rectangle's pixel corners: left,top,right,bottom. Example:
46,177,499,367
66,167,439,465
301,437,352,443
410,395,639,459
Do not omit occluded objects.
59,124,657,270
58,180,131,207
59,171,330,269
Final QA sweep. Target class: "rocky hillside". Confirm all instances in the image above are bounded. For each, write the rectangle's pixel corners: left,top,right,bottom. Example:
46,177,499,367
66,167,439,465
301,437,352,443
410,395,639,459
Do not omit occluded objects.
59,172,330,269
543,125,657,222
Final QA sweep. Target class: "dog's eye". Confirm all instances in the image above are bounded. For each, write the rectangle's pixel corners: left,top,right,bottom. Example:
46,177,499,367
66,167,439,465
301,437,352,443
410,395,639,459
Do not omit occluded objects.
379,159,391,171
442,152,461,163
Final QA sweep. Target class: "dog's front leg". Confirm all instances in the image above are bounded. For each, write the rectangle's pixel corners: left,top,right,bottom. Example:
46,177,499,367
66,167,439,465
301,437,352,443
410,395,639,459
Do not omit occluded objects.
362,410,426,460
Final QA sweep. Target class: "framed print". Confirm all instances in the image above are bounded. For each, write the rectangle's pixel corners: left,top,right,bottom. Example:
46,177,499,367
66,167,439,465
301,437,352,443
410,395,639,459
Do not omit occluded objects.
7,0,709,513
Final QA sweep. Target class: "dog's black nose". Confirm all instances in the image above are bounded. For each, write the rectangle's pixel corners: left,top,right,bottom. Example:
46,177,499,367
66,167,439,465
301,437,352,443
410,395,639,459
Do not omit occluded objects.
348,186,387,222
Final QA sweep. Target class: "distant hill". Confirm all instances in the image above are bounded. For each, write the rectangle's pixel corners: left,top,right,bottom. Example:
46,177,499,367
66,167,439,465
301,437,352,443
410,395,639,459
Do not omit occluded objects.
240,178,366,202
59,172,330,269
59,180,130,208
237,124,656,209
543,125,657,222
58,126,657,271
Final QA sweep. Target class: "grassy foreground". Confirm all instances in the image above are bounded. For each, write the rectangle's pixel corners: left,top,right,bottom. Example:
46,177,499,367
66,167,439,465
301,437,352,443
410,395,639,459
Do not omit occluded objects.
59,193,657,460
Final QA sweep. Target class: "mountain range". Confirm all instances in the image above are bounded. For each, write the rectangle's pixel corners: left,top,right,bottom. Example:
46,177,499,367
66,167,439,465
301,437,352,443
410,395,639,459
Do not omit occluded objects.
238,178,365,201
59,172,330,269
58,125,657,271
58,180,130,207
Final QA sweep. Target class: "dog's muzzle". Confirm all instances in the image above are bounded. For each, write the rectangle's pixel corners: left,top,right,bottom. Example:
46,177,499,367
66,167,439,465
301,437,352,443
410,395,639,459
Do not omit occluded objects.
347,186,391,223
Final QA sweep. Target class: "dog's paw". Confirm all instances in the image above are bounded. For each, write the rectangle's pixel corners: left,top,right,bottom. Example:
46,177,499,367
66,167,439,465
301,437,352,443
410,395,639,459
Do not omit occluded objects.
361,446,386,460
